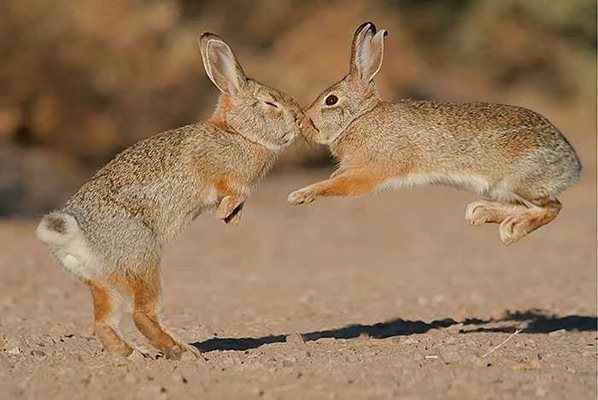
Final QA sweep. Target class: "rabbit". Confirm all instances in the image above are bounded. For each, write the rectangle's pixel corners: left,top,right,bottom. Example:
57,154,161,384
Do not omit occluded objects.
35,32,313,359
288,22,581,245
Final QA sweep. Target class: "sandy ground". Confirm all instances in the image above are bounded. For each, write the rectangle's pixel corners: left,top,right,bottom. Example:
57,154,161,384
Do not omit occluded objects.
0,168,596,400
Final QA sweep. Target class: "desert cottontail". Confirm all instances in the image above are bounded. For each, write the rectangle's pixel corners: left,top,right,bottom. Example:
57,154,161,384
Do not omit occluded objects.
36,32,312,359
289,22,581,245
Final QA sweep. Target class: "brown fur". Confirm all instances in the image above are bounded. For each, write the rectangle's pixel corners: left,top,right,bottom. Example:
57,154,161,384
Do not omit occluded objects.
499,199,562,245
127,271,183,359
46,215,66,234
86,281,133,356
213,175,236,196
105,270,183,359
288,169,385,204
209,95,234,131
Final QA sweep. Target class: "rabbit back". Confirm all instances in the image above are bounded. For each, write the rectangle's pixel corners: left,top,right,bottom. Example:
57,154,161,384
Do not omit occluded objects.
66,125,207,241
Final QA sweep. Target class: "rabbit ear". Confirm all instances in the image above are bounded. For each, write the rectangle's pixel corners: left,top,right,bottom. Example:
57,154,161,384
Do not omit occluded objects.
350,22,387,83
199,33,247,96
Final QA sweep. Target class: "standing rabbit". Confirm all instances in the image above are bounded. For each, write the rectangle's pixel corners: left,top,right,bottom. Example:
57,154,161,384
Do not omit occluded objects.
289,22,581,245
36,33,312,359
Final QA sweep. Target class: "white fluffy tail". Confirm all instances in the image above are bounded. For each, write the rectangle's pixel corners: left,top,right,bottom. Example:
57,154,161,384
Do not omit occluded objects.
36,212,99,280
36,212,80,247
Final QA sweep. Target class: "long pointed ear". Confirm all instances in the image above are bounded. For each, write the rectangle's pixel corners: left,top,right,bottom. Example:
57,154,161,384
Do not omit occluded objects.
199,33,247,96
349,22,387,83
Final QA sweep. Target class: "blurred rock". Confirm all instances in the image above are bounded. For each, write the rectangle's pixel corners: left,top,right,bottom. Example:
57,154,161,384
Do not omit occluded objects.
548,329,567,337
0,143,86,216
286,332,306,346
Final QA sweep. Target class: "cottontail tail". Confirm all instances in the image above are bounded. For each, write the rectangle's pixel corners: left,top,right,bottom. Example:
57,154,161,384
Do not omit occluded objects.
36,33,311,359
289,22,581,245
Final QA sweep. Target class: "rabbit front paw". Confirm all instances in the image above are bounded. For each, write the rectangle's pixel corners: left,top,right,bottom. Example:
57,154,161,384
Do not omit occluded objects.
288,188,317,205
224,210,242,225
215,195,245,224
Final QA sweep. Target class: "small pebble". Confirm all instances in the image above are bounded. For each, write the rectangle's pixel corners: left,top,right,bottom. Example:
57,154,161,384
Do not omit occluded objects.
128,351,148,362
403,337,418,345
548,329,567,337
286,333,305,345
30,349,46,357
180,349,204,362
2,338,22,350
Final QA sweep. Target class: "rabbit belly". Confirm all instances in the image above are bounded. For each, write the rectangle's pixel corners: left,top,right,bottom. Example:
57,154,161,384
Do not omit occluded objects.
378,173,528,203
378,173,495,197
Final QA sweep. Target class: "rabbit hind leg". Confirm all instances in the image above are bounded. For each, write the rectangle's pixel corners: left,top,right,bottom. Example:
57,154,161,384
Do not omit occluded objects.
85,280,134,356
499,197,562,245
114,269,186,360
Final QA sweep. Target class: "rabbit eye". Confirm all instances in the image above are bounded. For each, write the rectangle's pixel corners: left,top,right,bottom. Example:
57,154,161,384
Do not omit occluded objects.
325,95,338,106
264,101,278,108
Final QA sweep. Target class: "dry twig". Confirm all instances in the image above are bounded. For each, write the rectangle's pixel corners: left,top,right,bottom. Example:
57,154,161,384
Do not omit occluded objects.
481,329,523,358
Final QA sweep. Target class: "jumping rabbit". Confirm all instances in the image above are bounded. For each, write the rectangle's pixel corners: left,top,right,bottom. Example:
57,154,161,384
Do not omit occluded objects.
289,22,581,245
36,33,312,359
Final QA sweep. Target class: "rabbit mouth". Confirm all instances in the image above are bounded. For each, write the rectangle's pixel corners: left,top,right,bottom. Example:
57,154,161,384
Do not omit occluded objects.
280,131,296,146
307,117,319,132
299,117,320,139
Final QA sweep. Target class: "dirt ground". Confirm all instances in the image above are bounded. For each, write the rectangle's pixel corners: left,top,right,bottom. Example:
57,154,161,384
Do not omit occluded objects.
0,165,596,399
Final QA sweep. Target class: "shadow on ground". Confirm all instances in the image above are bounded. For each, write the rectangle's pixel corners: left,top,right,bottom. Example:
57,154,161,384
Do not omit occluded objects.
191,309,597,353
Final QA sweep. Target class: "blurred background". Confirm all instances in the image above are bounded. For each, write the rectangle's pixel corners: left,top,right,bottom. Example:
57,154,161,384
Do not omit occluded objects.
0,0,595,216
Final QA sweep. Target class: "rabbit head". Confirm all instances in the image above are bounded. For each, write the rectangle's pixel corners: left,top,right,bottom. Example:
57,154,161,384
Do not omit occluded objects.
199,33,312,151
303,22,387,144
